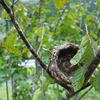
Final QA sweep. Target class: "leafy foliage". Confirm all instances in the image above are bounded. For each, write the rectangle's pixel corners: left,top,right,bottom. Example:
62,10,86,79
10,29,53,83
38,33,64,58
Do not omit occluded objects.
72,35,98,91
0,0,100,99
91,71,100,92
52,0,71,9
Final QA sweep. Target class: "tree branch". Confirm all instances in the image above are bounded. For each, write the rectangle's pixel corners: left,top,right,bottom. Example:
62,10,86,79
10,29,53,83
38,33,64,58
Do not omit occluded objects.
10,0,19,8
61,82,91,100
84,48,100,84
78,86,93,100
61,43,100,100
0,0,47,70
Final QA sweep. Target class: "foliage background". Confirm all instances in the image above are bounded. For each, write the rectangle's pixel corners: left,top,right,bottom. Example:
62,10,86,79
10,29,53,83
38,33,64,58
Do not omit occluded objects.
0,0,100,100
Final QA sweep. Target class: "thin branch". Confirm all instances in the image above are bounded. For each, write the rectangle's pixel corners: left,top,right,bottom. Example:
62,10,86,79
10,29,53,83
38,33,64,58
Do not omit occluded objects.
24,19,33,33
10,0,19,7
61,82,91,100
29,74,40,98
85,24,95,56
10,0,15,18
54,4,67,35
0,0,47,70
18,17,33,40
79,17,82,31
38,0,42,28
36,0,43,53
30,82,37,98
5,19,11,21
61,92,72,100
74,94,78,100
78,86,93,100
37,26,44,54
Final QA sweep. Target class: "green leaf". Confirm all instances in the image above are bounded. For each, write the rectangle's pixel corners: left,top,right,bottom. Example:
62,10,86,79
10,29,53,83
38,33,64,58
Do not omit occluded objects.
90,31,97,39
43,78,53,89
18,80,30,89
2,42,22,56
72,35,97,91
9,68,16,74
40,75,47,86
72,67,86,91
69,3,77,8
80,35,90,49
13,73,20,81
27,50,32,58
91,71,100,92
35,27,42,37
4,55,10,60
1,10,9,18
52,0,71,9
0,33,6,42
67,14,74,20
0,69,9,76
5,0,11,6
71,46,86,65
1,76,10,82
5,34,17,46
97,24,100,29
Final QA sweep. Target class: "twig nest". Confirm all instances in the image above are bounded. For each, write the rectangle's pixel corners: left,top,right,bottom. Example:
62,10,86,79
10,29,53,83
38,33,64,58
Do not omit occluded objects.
48,43,79,84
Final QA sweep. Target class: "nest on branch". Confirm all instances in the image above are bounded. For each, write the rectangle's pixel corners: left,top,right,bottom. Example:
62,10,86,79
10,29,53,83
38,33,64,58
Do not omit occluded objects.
48,43,79,85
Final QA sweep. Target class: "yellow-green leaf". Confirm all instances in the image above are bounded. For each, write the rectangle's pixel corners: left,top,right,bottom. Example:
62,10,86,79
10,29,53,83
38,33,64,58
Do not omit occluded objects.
52,0,71,9
2,42,22,56
2,10,9,18
5,34,17,46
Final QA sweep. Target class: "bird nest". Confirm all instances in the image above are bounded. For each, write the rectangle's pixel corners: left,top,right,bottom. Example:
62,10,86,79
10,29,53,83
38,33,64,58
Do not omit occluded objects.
48,43,79,84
